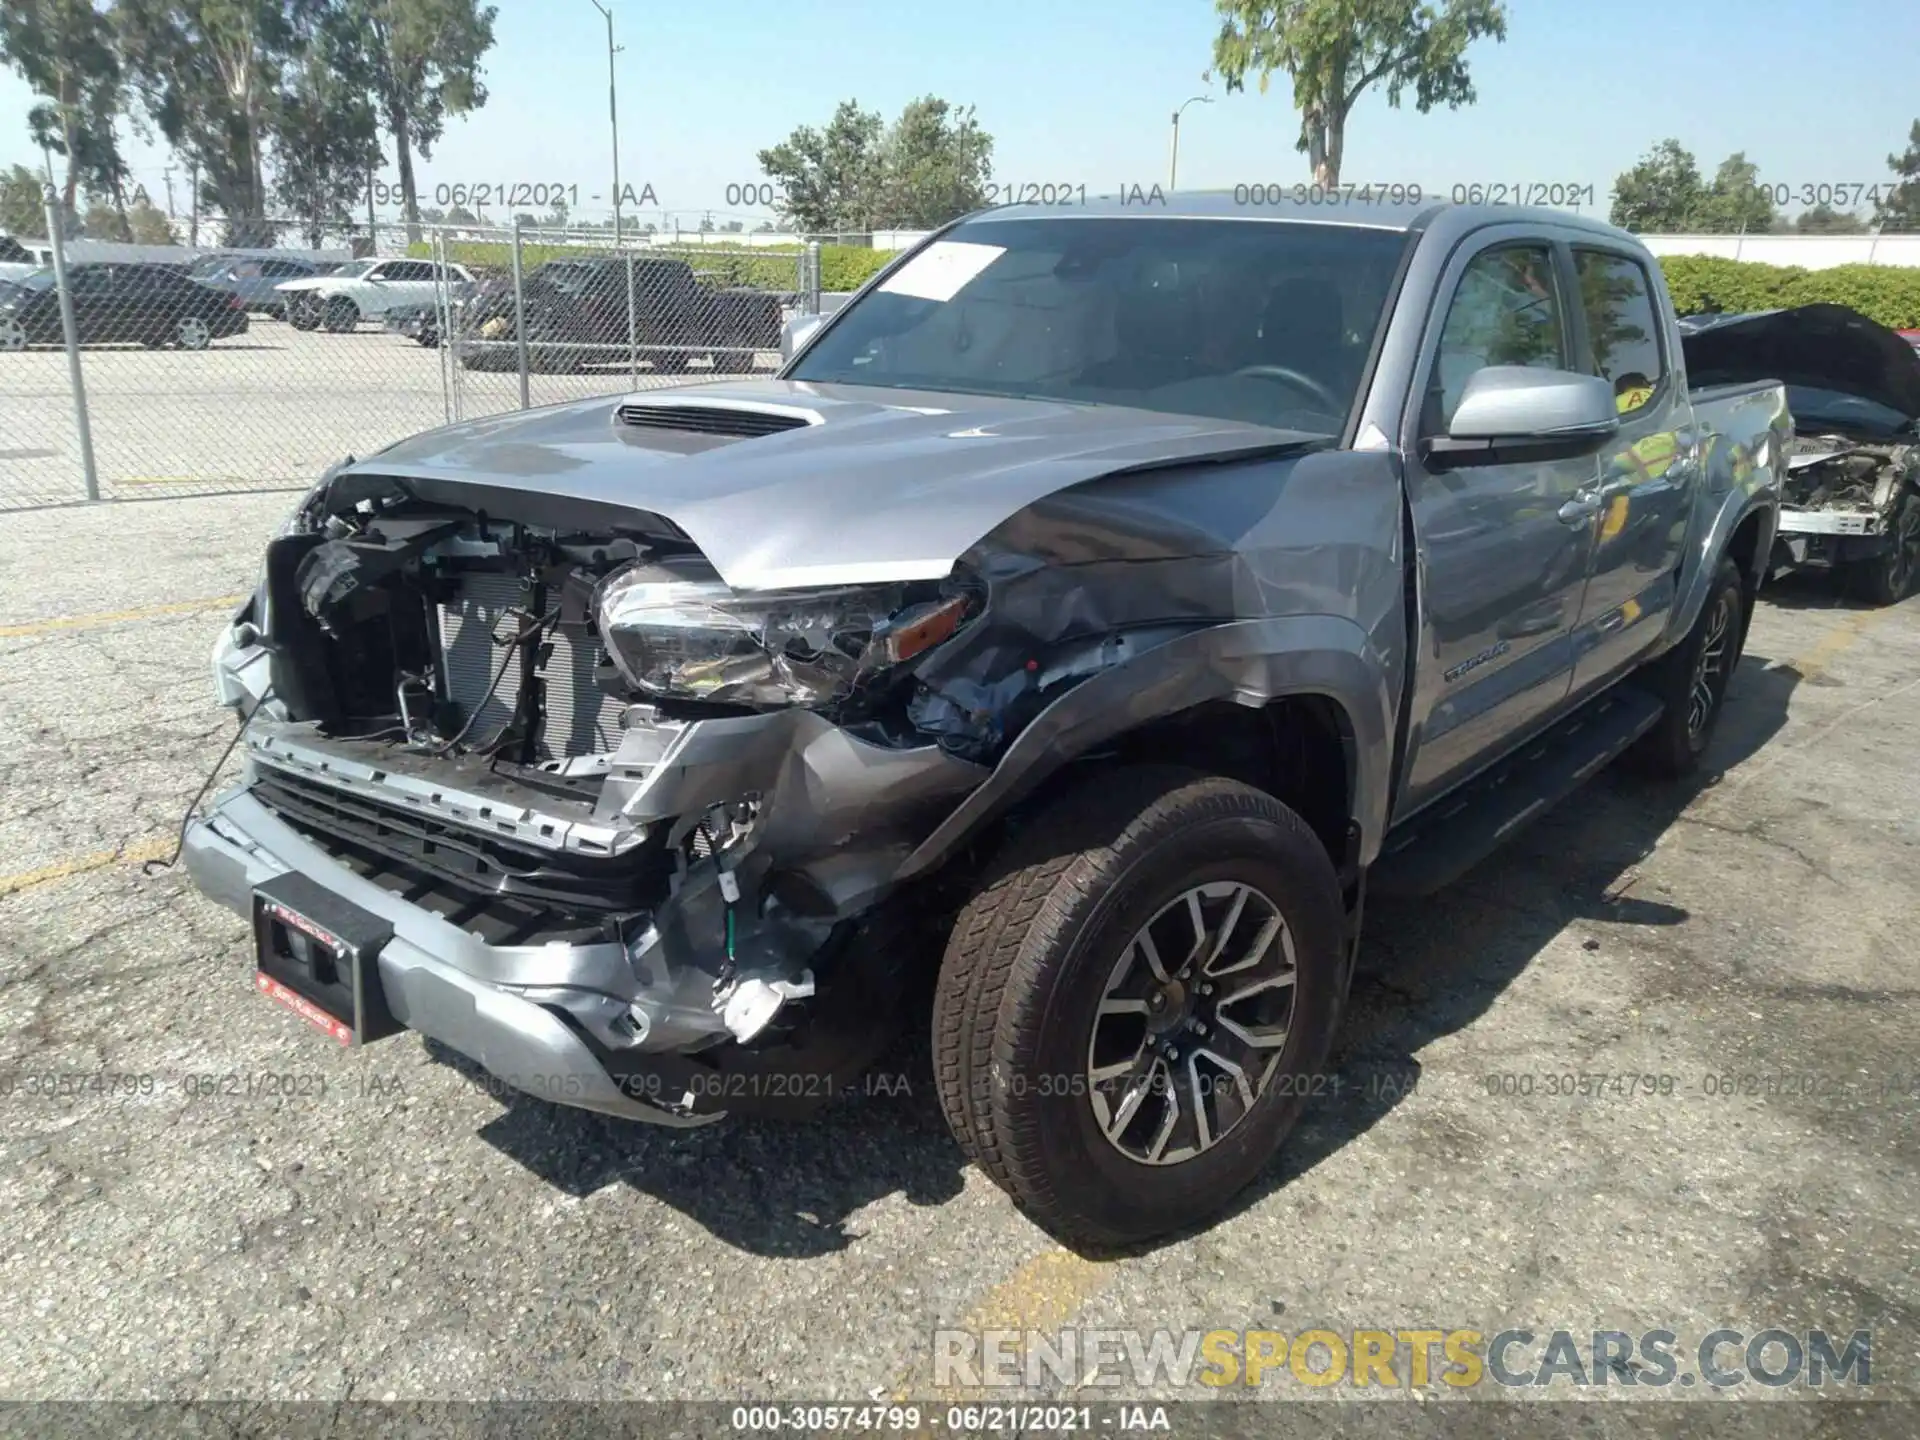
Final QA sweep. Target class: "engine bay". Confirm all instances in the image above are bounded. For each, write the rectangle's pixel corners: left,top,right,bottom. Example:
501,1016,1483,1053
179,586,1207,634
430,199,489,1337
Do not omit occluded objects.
257,485,982,768
1783,433,1915,515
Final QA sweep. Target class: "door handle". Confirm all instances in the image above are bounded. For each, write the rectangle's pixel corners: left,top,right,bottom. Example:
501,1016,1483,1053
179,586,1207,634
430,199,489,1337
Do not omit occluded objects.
1557,491,1602,525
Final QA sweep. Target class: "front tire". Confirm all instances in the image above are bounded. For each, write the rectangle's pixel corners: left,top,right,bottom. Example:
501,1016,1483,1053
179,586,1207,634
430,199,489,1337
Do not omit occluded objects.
1843,492,1920,606
322,297,359,332
932,767,1348,1247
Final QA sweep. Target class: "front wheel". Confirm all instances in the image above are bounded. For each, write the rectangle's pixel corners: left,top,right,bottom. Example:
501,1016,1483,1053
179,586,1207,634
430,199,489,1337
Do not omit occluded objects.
0,319,27,351
932,767,1348,1247
322,297,358,332
176,315,212,350
1843,492,1920,606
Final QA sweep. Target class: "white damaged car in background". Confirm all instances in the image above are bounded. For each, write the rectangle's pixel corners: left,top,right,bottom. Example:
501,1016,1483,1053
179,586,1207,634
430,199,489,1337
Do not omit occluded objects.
1681,304,1920,604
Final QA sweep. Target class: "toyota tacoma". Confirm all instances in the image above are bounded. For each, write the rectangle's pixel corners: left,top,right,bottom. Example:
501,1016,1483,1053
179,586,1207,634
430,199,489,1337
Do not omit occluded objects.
185,197,1788,1245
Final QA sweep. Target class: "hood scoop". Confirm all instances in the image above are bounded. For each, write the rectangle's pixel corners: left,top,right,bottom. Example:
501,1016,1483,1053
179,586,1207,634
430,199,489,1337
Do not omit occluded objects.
613,399,817,439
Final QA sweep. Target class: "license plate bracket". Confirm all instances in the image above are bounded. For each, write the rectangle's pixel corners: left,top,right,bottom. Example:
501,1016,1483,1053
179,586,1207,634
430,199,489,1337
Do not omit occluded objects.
252,872,401,1046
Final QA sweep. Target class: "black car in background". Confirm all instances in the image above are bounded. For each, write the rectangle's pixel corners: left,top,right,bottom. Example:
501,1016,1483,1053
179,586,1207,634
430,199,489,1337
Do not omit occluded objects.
457,256,782,373
0,262,249,350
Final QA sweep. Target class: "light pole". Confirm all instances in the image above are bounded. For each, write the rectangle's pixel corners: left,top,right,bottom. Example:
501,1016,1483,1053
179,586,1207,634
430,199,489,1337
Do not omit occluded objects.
588,0,623,238
1169,95,1211,191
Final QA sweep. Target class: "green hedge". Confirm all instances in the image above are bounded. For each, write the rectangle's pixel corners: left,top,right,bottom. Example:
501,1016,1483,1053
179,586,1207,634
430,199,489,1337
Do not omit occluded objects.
1659,255,1920,329
822,247,897,292
406,239,899,293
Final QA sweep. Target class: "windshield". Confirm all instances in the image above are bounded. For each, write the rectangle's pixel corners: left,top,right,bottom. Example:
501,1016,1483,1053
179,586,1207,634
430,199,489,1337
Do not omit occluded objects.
1787,386,1915,439
328,260,376,279
11,268,54,291
788,216,1409,431
185,255,233,278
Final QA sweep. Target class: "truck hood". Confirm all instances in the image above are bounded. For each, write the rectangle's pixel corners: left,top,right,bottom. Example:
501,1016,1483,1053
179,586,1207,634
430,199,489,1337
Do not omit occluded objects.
1680,303,1920,424
336,380,1323,589
275,276,332,293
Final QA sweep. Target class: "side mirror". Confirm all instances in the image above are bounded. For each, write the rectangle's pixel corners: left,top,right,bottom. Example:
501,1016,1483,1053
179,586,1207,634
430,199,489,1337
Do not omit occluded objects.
781,312,825,361
1426,366,1620,467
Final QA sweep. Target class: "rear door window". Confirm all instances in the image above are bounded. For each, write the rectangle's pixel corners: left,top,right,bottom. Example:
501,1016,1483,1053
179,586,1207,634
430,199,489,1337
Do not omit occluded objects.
1573,250,1665,416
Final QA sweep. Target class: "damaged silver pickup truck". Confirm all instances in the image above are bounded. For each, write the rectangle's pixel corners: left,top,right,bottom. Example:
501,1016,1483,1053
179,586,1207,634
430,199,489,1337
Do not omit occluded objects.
1680,304,1920,604
186,197,1785,1244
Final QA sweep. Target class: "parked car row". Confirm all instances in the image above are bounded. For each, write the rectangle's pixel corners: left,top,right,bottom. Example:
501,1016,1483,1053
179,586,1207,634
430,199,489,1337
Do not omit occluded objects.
0,262,249,350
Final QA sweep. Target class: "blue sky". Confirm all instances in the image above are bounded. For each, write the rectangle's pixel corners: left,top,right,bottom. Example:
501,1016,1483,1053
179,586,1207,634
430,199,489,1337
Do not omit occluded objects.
3,0,1917,228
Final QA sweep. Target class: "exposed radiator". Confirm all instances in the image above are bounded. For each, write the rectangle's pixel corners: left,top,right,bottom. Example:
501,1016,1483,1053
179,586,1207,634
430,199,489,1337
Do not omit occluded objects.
437,573,627,758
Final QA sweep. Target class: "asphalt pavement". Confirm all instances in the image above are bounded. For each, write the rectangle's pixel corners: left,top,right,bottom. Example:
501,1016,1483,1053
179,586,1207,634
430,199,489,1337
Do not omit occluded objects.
0,493,1916,1432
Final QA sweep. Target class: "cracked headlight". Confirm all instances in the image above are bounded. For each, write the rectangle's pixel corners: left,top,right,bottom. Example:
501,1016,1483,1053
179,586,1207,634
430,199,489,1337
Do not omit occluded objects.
594,566,970,707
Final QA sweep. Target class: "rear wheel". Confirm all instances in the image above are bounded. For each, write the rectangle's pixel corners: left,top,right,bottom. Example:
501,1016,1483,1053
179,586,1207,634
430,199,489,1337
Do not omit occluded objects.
322,296,359,332
932,766,1348,1247
176,315,212,350
1843,492,1920,606
287,299,319,330
0,319,26,351
1630,557,1745,778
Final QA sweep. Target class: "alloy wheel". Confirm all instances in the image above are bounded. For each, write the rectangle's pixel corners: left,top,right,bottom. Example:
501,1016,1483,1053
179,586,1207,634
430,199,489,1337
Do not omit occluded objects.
0,320,25,351
177,316,211,350
1687,592,1733,743
1087,880,1297,1166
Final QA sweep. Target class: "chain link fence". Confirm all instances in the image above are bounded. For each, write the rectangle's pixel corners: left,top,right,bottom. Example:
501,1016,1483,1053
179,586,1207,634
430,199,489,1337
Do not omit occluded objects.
0,211,820,512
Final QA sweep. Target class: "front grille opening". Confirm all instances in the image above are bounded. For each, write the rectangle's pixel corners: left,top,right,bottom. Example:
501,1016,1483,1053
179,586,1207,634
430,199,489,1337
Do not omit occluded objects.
252,765,671,920
613,402,811,438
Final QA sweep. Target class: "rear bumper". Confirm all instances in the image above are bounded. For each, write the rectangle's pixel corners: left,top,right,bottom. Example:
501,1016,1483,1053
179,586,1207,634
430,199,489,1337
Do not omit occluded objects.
183,789,722,1127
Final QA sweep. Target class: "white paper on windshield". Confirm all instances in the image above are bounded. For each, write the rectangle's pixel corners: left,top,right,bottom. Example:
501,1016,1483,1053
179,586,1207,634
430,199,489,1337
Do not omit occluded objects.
878,240,1005,302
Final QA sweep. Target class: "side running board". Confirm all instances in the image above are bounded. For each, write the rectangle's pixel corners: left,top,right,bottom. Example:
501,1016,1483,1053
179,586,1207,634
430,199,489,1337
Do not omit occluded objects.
1368,684,1664,898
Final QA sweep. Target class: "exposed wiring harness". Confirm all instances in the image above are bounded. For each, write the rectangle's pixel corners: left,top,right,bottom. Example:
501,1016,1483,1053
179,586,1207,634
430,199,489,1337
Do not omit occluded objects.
143,686,277,876
430,603,559,758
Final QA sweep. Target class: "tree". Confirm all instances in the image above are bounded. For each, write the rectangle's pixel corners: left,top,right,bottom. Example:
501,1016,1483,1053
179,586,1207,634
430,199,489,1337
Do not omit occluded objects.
82,197,132,240
118,0,297,246
759,96,992,233
758,99,886,234
1609,140,1778,234
1208,0,1507,188
1609,139,1702,232
273,2,382,248
0,0,127,221
1875,120,1920,233
127,194,175,243
872,96,992,227
1693,152,1775,234
1794,203,1868,235
351,0,498,244
0,165,47,238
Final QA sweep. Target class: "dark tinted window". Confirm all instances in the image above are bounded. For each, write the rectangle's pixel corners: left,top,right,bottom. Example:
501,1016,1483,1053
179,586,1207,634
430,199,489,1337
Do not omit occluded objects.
262,259,312,277
790,216,1409,432
68,266,114,294
1430,244,1568,429
1575,249,1664,416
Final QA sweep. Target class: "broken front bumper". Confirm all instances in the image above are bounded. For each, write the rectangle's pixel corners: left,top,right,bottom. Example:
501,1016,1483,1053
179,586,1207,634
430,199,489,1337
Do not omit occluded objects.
181,709,987,1125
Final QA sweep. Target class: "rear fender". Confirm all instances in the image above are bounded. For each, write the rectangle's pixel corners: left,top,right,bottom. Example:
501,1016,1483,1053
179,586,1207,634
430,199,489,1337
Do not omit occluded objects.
1664,416,1785,648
